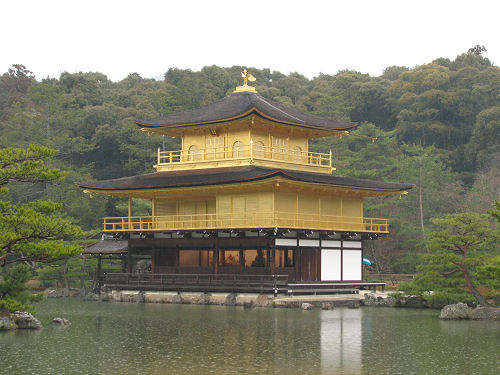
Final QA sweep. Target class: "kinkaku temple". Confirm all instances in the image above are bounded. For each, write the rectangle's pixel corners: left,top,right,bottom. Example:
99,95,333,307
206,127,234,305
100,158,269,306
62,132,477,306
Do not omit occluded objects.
78,72,413,294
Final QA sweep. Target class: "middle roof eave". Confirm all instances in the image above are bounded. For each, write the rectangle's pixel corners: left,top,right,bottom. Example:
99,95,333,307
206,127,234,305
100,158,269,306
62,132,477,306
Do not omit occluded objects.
135,91,355,131
76,166,414,193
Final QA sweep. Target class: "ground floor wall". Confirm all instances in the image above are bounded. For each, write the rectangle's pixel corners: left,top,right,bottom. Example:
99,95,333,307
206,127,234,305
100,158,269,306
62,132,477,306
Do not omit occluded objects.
124,235,363,283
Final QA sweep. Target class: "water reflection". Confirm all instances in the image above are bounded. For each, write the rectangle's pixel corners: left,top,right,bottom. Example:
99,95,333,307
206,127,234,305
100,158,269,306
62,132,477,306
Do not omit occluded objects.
320,309,362,375
1,300,499,375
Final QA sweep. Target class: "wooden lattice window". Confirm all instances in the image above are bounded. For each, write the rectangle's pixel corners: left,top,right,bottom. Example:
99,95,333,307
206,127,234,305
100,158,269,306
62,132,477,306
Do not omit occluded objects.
232,141,244,158
188,145,199,161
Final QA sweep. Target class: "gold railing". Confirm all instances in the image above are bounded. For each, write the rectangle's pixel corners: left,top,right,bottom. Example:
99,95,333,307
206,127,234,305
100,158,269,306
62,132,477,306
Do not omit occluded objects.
103,212,389,233
156,142,332,171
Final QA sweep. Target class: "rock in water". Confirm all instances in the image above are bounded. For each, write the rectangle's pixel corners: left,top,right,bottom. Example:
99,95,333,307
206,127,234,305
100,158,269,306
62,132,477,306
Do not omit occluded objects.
12,311,43,329
470,307,500,321
52,317,71,327
0,316,16,330
197,293,211,305
255,294,271,307
225,293,237,307
363,293,378,306
301,303,314,310
133,291,145,303
321,302,334,310
438,303,473,320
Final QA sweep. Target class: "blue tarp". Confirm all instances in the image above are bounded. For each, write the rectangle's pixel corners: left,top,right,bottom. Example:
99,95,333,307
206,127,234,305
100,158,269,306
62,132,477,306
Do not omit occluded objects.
363,258,372,266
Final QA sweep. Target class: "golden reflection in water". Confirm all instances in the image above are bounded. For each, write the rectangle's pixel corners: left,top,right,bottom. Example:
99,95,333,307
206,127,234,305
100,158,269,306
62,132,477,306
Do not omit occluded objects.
320,309,362,375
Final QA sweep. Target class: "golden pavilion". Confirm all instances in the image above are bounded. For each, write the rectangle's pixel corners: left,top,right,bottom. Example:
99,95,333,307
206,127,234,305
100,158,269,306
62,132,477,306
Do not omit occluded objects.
79,73,412,293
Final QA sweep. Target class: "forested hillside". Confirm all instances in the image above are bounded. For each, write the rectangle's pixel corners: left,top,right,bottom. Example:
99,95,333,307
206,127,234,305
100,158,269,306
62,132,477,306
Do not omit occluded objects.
1,48,498,272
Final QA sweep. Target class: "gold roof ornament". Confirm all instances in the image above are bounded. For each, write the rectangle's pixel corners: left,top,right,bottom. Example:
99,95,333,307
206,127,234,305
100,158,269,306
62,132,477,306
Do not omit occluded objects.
234,69,257,93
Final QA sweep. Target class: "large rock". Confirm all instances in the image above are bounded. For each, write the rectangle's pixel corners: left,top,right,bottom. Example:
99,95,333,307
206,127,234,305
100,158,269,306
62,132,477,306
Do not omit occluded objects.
322,302,334,310
403,295,428,308
225,293,237,307
255,294,272,307
12,311,43,329
439,303,473,320
133,291,145,303
363,293,378,306
301,303,314,310
470,307,500,321
0,316,16,330
171,294,182,304
52,317,71,327
197,293,211,305
383,296,401,307
362,293,399,307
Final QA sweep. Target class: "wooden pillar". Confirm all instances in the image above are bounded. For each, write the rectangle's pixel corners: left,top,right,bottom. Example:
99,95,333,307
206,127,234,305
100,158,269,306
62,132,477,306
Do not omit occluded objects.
96,254,102,294
214,239,219,277
122,254,126,273
152,197,156,230
128,196,132,230
152,247,156,276
270,244,275,274
127,249,132,274
296,249,302,282
239,248,244,269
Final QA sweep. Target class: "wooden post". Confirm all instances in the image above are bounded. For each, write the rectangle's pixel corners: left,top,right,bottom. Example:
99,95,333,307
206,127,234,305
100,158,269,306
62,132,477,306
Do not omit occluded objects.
127,249,132,274
250,138,253,162
151,197,155,230
96,254,102,295
271,244,276,275
128,197,132,230
214,239,219,279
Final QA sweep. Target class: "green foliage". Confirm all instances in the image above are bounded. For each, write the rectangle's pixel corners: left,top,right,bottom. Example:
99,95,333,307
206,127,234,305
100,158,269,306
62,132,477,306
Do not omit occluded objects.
0,298,35,314
488,200,500,224
0,264,42,313
0,145,84,268
0,144,64,189
36,256,97,289
399,212,500,306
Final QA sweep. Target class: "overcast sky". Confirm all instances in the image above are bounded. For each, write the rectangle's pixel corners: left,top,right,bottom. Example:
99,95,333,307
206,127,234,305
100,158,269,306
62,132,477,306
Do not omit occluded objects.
1,0,498,82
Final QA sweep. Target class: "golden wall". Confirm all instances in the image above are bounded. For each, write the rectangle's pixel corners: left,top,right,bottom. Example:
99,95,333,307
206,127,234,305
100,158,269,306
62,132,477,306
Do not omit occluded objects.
180,120,310,159
274,191,362,218
156,193,362,218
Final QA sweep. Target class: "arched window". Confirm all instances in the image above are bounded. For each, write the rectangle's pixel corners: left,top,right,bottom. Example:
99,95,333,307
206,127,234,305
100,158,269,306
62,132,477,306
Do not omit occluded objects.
292,146,303,162
253,141,264,158
232,141,244,158
188,145,199,161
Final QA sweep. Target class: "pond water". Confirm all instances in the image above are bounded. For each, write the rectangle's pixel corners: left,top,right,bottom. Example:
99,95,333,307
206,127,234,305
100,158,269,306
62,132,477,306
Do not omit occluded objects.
1,299,499,375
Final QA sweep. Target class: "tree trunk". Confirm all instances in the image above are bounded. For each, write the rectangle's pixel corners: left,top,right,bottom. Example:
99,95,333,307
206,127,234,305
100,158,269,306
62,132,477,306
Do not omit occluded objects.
462,265,490,306
418,157,426,246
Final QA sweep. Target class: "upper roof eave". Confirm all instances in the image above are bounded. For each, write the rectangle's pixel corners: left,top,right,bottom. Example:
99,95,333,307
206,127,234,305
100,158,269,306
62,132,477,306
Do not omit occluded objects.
135,91,355,132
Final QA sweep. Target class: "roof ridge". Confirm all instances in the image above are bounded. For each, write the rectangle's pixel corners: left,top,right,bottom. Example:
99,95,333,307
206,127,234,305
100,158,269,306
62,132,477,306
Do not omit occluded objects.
251,94,305,124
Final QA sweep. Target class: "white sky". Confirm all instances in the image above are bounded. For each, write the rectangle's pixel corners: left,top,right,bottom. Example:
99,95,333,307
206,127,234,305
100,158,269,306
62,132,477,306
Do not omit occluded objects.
1,0,499,82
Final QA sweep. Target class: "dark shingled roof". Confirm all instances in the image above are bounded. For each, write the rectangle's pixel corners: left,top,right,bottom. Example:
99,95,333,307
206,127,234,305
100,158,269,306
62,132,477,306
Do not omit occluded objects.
136,91,355,131
77,166,414,192
84,240,128,254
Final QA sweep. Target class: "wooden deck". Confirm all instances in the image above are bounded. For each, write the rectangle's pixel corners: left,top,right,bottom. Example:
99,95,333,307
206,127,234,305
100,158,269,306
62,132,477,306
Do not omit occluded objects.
101,272,289,295
99,272,386,295
286,282,386,295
